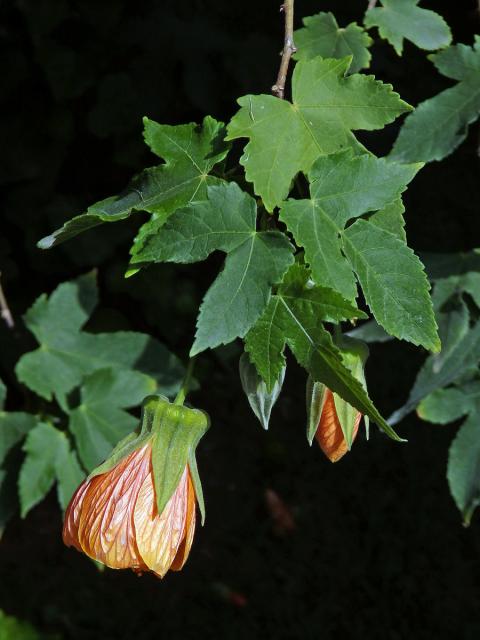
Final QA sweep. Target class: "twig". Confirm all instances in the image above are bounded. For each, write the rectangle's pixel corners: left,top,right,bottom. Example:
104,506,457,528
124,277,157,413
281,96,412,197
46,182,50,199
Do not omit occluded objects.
367,0,378,9
272,1,297,99
174,356,197,406
0,273,14,329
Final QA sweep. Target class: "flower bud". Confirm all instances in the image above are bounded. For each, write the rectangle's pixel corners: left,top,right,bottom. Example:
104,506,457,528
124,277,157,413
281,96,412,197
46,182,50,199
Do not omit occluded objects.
306,336,368,462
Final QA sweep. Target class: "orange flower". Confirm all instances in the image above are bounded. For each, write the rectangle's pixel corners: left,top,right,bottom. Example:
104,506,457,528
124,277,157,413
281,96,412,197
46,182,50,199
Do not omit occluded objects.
315,388,362,463
63,442,197,578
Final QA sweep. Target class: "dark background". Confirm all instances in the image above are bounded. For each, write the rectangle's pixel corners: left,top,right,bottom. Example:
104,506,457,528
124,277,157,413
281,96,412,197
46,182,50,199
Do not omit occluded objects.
1,1,480,638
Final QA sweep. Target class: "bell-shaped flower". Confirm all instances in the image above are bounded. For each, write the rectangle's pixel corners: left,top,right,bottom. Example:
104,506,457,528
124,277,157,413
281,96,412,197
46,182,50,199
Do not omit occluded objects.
306,335,368,462
63,395,209,578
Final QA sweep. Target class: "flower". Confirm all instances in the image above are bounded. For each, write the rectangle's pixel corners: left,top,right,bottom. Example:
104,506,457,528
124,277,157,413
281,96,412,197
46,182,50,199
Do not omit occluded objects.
63,441,196,577
314,388,362,463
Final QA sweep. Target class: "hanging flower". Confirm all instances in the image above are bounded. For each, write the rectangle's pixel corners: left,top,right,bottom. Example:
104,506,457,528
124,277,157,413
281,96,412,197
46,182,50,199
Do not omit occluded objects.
314,388,362,462
306,335,368,462
63,395,209,578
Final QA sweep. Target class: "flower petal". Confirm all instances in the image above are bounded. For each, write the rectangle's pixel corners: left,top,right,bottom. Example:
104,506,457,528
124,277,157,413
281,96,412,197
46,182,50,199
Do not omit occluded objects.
76,445,151,570
315,390,361,462
134,466,189,578
170,468,196,572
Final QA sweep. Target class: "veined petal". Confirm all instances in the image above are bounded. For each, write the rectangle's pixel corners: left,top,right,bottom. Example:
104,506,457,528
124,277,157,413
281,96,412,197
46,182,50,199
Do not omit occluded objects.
63,479,91,553
315,390,361,462
170,468,196,572
76,445,151,570
134,466,190,578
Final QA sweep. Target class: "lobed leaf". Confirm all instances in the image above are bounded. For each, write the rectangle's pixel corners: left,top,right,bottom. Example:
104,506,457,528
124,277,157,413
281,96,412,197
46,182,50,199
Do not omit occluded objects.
227,56,411,211
294,12,372,73
365,0,451,56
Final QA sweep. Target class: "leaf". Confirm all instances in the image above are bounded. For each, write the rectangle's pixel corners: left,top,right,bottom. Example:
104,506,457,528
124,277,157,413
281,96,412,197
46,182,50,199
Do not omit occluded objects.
417,383,480,424
347,319,394,343
0,376,39,466
343,219,439,352
293,12,372,73
279,152,437,351
390,39,480,163
0,379,6,409
227,56,411,211
389,320,480,425
364,0,451,56
239,352,285,430
15,273,184,401
279,152,419,300
68,368,157,471
38,116,230,248
368,199,407,242
130,183,294,354
447,411,480,524
421,250,480,281
19,422,84,517
245,266,400,440
0,412,38,467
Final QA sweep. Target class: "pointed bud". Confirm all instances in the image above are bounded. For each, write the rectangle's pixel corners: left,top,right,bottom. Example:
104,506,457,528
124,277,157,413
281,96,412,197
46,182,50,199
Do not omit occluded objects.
239,353,285,430
63,395,209,578
306,335,368,462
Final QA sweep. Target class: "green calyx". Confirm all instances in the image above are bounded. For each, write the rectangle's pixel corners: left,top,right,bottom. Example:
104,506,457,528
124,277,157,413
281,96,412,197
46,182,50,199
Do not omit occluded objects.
306,334,369,447
87,394,210,524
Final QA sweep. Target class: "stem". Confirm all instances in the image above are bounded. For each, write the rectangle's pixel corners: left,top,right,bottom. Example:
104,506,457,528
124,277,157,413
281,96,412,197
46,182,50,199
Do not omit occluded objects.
367,0,377,9
174,356,197,406
0,273,14,329
272,1,297,99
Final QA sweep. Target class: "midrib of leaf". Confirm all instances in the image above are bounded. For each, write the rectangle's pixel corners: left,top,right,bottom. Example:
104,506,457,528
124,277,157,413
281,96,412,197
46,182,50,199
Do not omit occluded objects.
265,297,282,384
225,234,256,312
160,130,204,174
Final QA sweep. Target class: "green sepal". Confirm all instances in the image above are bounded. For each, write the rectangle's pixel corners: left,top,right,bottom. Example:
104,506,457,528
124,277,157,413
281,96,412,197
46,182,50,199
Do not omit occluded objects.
146,396,210,519
306,376,328,445
87,431,152,481
187,449,206,525
332,334,368,448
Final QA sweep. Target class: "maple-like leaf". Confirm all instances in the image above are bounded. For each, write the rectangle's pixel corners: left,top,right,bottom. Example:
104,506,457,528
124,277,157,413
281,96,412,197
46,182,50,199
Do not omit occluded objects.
130,182,294,354
294,12,372,73
279,151,439,352
15,273,184,402
244,265,399,440
365,0,451,56
391,38,480,163
38,116,229,249
226,56,411,211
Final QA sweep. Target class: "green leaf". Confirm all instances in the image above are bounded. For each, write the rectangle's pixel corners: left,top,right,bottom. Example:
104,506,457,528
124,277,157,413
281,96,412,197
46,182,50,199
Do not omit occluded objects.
390,39,480,163
38,116,230,249
417,383,480,424
389,320,480,425
0,609,53,640
130,183,294,354
19,422,83,517
347,319,394,343
0,379,6,409
245,267,400,440
294,12,372,73
364,0,451,56
279,152,437,351
0,412,38,467
68,368,156,471
227,56,411,211
368,199,407,242
239,352,285,430
279,152,420,300
15,273,184,401
448,411,480,524
343,219,439,352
